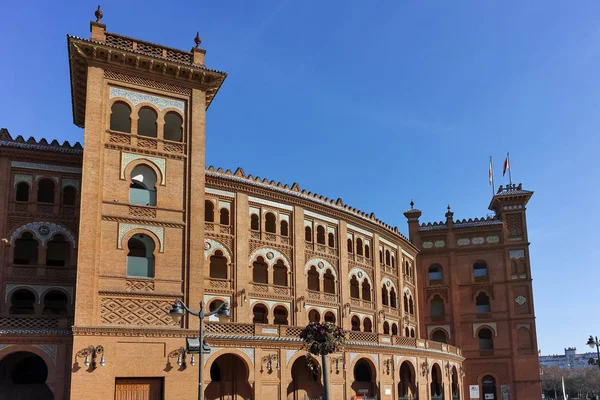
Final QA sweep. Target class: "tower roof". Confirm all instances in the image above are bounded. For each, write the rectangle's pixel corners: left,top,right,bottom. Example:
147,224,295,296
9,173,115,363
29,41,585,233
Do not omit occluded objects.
488,183,533,211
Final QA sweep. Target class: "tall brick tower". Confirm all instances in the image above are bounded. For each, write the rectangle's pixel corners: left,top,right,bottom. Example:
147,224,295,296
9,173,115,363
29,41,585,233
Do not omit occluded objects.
407,183,542,400
67,8,226,398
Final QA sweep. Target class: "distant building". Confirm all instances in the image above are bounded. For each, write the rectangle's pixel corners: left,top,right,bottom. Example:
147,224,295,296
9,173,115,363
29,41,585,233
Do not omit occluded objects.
539,348,597,369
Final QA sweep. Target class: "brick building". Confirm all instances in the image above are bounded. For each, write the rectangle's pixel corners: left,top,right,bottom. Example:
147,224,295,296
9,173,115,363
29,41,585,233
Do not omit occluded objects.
0,9,541,400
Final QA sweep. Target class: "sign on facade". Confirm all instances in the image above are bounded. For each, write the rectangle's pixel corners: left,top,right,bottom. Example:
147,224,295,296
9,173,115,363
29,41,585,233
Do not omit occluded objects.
501,385,510,400
485,395,494,399
470,385,480,399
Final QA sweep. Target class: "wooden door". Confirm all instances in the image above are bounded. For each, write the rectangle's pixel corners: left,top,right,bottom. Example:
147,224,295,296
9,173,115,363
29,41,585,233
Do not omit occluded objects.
115,378,163,400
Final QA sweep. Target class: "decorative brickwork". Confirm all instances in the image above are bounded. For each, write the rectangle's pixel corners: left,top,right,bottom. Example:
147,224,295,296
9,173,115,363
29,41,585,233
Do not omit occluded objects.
100,297,178,326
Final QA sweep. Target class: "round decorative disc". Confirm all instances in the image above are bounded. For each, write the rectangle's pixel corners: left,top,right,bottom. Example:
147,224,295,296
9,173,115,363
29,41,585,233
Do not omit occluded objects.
386,281,391,287
38,225,50,235
318,261,324,268
266,252,274,260
357,271,363,278
204,242,211,250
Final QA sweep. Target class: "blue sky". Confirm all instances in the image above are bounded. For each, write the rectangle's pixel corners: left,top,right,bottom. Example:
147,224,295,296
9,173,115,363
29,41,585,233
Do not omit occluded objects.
1,1,599,354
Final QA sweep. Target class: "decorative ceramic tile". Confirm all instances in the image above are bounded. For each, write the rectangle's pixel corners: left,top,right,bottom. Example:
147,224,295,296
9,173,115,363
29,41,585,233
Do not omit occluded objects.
204,346,222,366
248,196,293,211
249,248,290,269
204,239,232,261
486,236,500,244
109,87,185,112
62,179,80,191
472,237,485,245
457,238,470,246
34,344,57,364
379,237,398,249
349,352,359,365
35,175,58,183
509,250,525,259
515,296,526,306
427,325,451,338
305,257,337,278
249,299,291,311
380,278,397,293
11,161,82,174
304,210,338,225
347,224,373,238
0,344,11,352
423,242,433,249
10,221,77,248
120,153,166,185
286,349,298,365
13,174,32,187
241,348,255,364
118,223,164,252
472,322,497,337
205,187,235,198
434,240,445,248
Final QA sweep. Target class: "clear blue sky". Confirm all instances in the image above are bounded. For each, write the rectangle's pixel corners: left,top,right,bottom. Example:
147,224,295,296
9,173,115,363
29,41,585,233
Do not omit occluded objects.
1,1,598,355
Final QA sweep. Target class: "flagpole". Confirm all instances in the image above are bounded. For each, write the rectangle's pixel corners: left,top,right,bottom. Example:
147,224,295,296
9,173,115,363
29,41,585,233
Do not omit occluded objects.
490,156,495,195
507,152,513,185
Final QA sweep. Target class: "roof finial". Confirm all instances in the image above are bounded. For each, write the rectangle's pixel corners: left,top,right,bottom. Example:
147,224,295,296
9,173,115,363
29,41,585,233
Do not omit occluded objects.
95,5,103,23
194,31,202,48
410,199,414,209
447,204,451,212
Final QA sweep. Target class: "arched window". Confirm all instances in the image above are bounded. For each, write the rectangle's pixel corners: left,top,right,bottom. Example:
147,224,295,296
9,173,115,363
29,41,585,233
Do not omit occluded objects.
219,208,229,225
305,226,312,242
130,165,157,206
351,316,361,331
409,296,414,314
265,213,276,233
62,186,77,206
347,239,353,253
363,318,372,332
10,289,35,314
381,286,389,306
385,250,391,266
391,323,398,336
410,329,415,338
307,266,320,291
383,321,390,334
350,276,360,299
273,306,288,325
390,288,397,308
328,233,335,248
391,255,395,269
280,220,289,237
42,291,68,316
429,264,443,281
209,250,228,279
13,232,38,265
474,261,488,278
252,256,268,284
251,214,259,231
37,179,55,203
209,299,224,313
46,234,70,266
354,360,372,382
324,312,336,324
308,309,320,323
432,330,448,343
15,182,29,202
163,112,183,142
365,244,370,259
478,328,494,349
138,107,157,137
405,327,410,337
316,226,325,244
273,260,288,286
252,305,268,324
361,280,371,301
110,102,131,133
204,200,214,222
431,364,442,396
430,295,445,317
323,270,335,294
356,238,363,256
476,292,491,313
126,234,155,278
403,294,408,313
379,250,383,264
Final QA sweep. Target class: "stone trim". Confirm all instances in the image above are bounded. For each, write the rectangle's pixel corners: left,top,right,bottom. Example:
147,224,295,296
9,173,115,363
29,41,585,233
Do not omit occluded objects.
109,87,185,112
11,161,82,174
120,152,166,185
10,221,77,248
118,223,164,252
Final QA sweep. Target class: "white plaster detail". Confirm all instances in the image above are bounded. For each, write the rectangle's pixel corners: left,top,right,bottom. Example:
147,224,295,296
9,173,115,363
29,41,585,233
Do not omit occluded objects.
11,161,82,175
240,348,255,364
348,267,371,285
403,287,413,297
61,178,80,191
205,187,235,198
118,223,164,252
380,278,397,294
379,237,398,249
427,325,451,339
203,346,222,366
349,352,359,365
249,248,290,269
279,214,289,223
218,201,231,211
305,258,337,279
304,210,338,225
204,239,232,262
109,87,185,112
5,284,74,304
347,224,373,238
472,237,485,245
457,238,470,246
10,222,77,248
304,219,313,228
423,242,433,249
516,323,531,330
13,174,32,187
35,174,59,183
250,207,261,216
434,240,445,248
203,295,231,321
327,226,335,234
401,250,414,260
248,196,293,211
34,344,57,364
120,152,166,185
249,299,291,312
347,233,353,240
371,353,379,367
509,250,525,259
286,349,298,366
473,322,498,337
515,296,526,306
486,236,500,244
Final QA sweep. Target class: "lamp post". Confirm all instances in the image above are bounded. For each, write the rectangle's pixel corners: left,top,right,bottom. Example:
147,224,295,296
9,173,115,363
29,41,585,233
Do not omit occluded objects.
168,300,230,400
587,335,600,370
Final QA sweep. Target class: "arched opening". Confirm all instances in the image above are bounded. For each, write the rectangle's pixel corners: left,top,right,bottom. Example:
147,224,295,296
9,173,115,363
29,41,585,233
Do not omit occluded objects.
37,179,55,204
209,250,228,279
363,318,372,333
391,255,395,269
273,306,288,325
42,290,68,316
365,244,370,259
409,296,414,314
452,367,460,399
9,289,35,315
482,375,497,400
219,209,229,225
379,250,383,264
252,257,268,284
361,280,371,301
252,305,268,324
273,260,288,287
137,107,157,137
0,351,52,400
265,213,276,233
205,353,252,400
316,226,325,244
286,356,323,400
280,220,288,237
430,295,445,317
356,238,363,256
410,329,415,338
324,312,336,324
350,276,360,299
474,261,488,278
398,361,416,396
347,238,353,253
130,165,157,206
478,328,494,350
13,232,38,265
431,330,448,344
110,101,131,133
250,214,259,231
351,316,361,331
307,266,320,291
476,292,491,313
383,321,390,334
385,250,391,266
431,364,442,398
163,112,183,142
405,327,410,337
205,200,215,222
381,286,389,306
305,226,312,242
15,182,29,202
308,310,320,323
323,270,335,294
208,299,224,313
391,323,398,336
328,232,335,248
429,264,443,281
390,288,397,308
62,186,77,206
403,294,408,313
46,234,70,267
352,358,376,398
126,234,155,278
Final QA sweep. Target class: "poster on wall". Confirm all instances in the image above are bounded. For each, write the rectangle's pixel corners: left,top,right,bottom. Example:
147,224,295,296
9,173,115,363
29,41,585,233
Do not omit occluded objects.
485,395,495,399
470,385,480,399
501,385,510,400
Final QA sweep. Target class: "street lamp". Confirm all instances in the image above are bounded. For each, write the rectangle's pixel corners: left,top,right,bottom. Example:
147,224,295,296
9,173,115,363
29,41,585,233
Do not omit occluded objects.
168,300,230,400
587,335,600,370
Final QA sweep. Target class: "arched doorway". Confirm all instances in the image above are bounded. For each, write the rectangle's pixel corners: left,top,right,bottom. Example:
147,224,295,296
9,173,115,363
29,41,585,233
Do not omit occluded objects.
482,375,497,400
287,356,323,400
398,361,417,398
351,358,377,398
205,354,252,400
0,351,53,400
452,367,460,399
430,363,443,399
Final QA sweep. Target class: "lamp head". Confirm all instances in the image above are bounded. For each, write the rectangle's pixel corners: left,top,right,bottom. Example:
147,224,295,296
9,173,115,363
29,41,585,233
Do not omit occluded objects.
168,301,185,323
217,303,231,323
587,335,596,349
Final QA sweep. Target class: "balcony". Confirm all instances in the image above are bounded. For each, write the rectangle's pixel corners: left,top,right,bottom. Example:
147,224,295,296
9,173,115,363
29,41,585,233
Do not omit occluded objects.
7,264,77,281
249,231,291,245
206,222,232,235
204,277,232,291
250,282,292,297
0,315,72,332
350,298,373,310
306,290,339,304
10,201,79,218
107,130,186,154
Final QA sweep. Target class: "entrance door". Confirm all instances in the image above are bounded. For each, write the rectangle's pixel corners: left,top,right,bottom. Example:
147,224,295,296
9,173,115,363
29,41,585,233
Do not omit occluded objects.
115,378,163,400
482,376,497,400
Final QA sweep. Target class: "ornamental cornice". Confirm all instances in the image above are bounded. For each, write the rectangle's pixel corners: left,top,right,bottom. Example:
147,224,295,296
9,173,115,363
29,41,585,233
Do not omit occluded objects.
104,143,186,161
98,290,182,299
101,215,185,229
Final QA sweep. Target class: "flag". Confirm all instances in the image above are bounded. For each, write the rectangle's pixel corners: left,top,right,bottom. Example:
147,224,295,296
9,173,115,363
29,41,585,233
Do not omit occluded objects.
489,157,493,185
503,154,510,176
